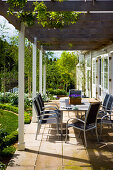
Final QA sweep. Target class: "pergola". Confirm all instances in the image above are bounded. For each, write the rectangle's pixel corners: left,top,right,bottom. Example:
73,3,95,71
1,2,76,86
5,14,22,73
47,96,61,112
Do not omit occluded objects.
0,0,113,150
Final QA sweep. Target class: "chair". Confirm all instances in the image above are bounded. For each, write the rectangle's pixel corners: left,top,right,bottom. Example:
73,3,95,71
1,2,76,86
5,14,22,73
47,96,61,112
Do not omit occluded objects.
97,95,113,135
65,102,101,147
36,93,60,117
38,93,59,110
33,97,61,140
98,93,110,118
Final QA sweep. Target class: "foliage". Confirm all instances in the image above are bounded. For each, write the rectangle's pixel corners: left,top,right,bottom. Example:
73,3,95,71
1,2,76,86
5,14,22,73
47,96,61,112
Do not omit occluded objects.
0,36,18,93
47,88,67,95
3,130,18,146
24,113,31,124
0,162,6,170
0,92,10,103
33,2,80,28
7,0,27,13
0,129,8,150
0,129,17,165
10,93,18,105
0,129,17,150
0,104,18,113
1,146,16,157
56,51,79,91
0,92,32,108
0,104,31,124
7,0,81,28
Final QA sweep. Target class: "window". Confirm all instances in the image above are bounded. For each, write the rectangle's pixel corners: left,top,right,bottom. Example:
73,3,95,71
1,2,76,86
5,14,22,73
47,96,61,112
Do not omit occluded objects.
101,58,104,87
93,60,96,84
104,58,108,89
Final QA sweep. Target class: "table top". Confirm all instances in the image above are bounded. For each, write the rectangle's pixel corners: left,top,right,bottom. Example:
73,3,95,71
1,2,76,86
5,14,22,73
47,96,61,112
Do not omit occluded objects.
59,97,99,111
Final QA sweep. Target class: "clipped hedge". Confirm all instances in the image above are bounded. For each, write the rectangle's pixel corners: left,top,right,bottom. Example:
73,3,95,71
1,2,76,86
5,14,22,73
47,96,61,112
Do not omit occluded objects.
3,130,18,147
0,129,18,159
48,88,67,95
24,113,31,124
0,104,18,114
1,146,16,157
0,162,6,170
0,104,31,124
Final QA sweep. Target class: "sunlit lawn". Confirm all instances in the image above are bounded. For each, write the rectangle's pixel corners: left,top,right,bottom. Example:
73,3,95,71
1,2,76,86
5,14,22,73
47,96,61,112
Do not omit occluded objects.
0,109,18,134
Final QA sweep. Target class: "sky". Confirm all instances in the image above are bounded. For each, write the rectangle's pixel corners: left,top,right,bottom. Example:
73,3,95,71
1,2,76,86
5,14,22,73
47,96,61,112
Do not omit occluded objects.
0,15,18,40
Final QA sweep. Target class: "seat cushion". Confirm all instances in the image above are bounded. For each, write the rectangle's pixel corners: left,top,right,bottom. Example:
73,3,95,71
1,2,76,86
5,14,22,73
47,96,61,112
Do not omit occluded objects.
68,121,95,130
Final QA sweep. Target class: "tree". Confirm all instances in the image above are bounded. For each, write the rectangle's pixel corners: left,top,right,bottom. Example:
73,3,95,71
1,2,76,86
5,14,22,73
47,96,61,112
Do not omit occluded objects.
56,51,79,92
24,39,32,96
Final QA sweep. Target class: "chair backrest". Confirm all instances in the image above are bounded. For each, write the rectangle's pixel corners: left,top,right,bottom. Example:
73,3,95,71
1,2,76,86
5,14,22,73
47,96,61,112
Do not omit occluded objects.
36,94,44,111
106,95,113,113
85,103,101,125
103,93,110,108
39,93,44,107
33,98,41,117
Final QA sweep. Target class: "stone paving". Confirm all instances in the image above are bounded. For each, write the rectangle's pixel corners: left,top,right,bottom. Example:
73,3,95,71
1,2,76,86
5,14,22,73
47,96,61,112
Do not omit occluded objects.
6,110,113,170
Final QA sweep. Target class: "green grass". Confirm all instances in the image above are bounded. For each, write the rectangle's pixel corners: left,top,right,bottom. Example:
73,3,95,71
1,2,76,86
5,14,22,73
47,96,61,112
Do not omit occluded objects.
0,110,18,134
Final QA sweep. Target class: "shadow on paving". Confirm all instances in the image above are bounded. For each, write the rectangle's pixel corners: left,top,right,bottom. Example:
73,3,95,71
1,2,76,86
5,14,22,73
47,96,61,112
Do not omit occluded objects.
24,148,90,164
75,127,113,170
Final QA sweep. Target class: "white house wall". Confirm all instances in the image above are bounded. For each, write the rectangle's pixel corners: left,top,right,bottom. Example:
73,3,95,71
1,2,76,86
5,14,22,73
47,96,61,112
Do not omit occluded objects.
83,43,113,100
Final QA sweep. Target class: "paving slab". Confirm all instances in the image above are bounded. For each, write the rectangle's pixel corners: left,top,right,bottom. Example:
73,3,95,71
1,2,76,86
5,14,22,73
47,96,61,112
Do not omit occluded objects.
6,107,113,170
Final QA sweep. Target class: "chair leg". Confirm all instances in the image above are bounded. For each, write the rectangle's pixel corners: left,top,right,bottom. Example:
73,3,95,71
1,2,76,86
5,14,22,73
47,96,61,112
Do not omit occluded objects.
84,130,87,147
95,127,99,142
65,124,68,143
35,123,41,140
78,131,82,138
100,122,103,136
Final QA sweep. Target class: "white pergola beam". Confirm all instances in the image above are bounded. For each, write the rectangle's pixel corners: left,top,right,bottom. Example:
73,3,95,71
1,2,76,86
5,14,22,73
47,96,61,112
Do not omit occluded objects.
18,22,25,151
32,37,37,122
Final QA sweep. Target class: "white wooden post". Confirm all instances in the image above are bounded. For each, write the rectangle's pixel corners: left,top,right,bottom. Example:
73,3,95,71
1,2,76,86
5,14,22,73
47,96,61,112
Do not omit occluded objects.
109,51,113,94
43,58,46,95
39,46,43,94
32,37,37,123
18,22,25,150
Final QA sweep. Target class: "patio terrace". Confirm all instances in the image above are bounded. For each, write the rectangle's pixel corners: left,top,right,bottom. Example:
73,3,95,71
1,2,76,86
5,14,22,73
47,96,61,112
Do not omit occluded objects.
6,101,113,170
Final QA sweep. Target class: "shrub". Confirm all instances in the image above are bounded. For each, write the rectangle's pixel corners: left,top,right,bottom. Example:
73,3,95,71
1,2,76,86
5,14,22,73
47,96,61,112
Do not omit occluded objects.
0,129,8,150
47,88,67,95
0,162,6,170
1,146,16,157
0,92,11,103
42,94,49,102
4,130,18,146
0,104,18,114
24,113,31,124
24,94,32,109
10,93,18,106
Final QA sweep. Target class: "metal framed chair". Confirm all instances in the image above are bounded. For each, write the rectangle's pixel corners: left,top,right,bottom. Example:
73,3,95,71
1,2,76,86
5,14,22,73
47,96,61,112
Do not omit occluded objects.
98,93,110,118
65,102,101,147
33,97,61,140
38,93,59,110
97,95,113,135
36,94,60,117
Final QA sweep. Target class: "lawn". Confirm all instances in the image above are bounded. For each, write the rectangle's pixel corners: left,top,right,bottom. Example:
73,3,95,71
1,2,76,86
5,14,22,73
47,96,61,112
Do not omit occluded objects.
0,110,18,134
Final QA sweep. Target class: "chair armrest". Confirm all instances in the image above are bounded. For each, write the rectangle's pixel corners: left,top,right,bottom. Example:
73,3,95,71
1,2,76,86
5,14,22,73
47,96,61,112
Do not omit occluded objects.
67,117,85,124
43,105,58,110
44,103,59,108
105,110,113,112
41,110,59,115
101,113,113,120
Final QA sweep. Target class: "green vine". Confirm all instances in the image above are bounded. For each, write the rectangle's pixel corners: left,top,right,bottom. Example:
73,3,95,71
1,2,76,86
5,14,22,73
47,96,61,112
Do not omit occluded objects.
7,0,27,13
7,0,81,28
